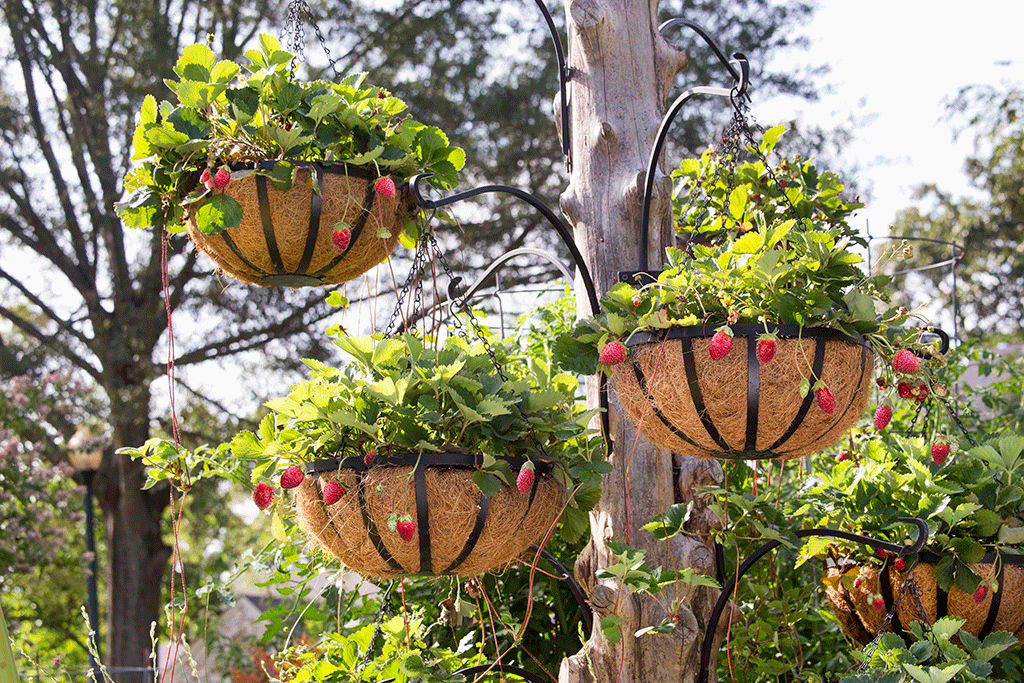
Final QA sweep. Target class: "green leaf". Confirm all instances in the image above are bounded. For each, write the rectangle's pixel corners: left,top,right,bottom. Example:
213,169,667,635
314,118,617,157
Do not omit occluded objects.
471,471,502,498
600,615,623,643
728,185,748,221
732,230,764,254
901,663,964,683
174,43,215,82
193,193,243,235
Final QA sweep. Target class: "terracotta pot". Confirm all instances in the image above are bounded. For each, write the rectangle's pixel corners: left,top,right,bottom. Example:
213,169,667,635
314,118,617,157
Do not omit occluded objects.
611,324,873,460
294,453,564,578
824,556,1024,646
186,162,406,287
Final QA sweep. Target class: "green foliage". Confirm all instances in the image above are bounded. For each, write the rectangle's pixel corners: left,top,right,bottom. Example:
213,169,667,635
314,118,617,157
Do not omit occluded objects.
800,432,1024,592
842,618,1017,683
116,33,465,235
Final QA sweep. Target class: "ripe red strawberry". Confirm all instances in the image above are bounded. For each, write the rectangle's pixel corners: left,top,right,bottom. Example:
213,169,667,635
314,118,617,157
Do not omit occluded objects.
853,577,863,588
200,168,214,190
280,465,304,489
213,168,231,190
874,404,893,431
516,461,536,493
755,334,778,365
872,596,885,611
396,515,415,542
894,558,906,571
914,383,930,402
835,451,849,462
814,383,836,415
877,548,889,560
252,482,275,511
332,227,352,252
876,377,888,390
897,381,914,399
932,442,950,464
363,450,377,465
374,176,397,199
322,480,345,505
708,328,733,360
892,349,921,374
598,341,627,366
973,585,988,604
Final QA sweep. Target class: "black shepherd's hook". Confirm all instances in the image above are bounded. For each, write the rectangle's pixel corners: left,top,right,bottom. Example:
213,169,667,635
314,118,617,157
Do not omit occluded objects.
696,517,930,683
530,0,573,171
634,20,751,275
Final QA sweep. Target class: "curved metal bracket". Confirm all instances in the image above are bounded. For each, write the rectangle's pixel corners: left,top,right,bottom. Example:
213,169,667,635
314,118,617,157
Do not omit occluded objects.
697,517,930,683
532,544,594,636
532,0,573,171
408,174,599,316
635,20,750,273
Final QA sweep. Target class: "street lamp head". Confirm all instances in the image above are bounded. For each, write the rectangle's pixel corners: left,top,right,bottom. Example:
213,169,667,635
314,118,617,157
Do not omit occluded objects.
68,424,104,472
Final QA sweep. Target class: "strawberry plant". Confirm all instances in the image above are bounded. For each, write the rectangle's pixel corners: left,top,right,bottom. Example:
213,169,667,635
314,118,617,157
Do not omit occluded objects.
804,432,1024,595
560,127,943,454
116,33,465,237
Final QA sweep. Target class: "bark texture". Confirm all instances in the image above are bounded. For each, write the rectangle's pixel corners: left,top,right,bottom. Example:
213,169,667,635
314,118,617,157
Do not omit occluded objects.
558,1,725,681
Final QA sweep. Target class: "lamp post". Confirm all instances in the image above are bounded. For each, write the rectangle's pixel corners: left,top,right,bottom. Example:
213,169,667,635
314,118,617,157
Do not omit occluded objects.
68,425,103,683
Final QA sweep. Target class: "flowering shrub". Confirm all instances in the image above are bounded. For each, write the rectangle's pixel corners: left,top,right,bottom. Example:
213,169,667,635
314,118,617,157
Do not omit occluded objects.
0,370,103,574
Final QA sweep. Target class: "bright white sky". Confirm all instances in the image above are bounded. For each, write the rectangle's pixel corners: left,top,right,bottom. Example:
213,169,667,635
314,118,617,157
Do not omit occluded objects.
760,0,1024,234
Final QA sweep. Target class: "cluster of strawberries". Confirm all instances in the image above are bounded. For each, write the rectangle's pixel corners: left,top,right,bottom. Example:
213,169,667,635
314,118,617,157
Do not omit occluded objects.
330,176,397,252
252,442,538,544
200,167,231,191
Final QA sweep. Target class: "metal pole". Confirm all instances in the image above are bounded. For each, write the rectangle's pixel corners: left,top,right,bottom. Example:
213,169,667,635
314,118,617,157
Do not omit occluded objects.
82,469,102,683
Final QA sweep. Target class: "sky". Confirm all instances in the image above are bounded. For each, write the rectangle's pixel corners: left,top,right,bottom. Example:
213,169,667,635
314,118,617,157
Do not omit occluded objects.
759,0,1024,235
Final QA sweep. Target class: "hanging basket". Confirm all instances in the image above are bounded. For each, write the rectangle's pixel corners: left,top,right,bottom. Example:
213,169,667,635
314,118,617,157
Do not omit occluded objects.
611,324,874,460
294,453,564,578
186,162,407,287
824,556,1024,646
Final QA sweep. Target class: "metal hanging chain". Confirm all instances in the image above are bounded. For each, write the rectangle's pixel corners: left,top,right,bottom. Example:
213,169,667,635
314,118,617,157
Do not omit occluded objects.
859,561,947,671
677,93,809,249
283,0,341,80
938,394,980,448
355,581,397,677
382,220,554,461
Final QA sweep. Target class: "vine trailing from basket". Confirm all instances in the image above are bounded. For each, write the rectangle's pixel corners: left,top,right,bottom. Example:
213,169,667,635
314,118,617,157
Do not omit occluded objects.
115,33,465,237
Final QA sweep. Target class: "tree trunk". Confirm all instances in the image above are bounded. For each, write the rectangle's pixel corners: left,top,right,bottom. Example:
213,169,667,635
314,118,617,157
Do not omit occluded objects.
558,1,725,681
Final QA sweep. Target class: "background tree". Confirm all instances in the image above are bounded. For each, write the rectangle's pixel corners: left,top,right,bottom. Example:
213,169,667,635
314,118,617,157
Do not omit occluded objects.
889,82,1024,343
0,0,827,677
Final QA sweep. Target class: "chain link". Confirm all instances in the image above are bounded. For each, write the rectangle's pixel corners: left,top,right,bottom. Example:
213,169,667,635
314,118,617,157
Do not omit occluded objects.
355,581,396,677
859,561,948,671
283,0,341,80
938,394,980,448
382,221,553,461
